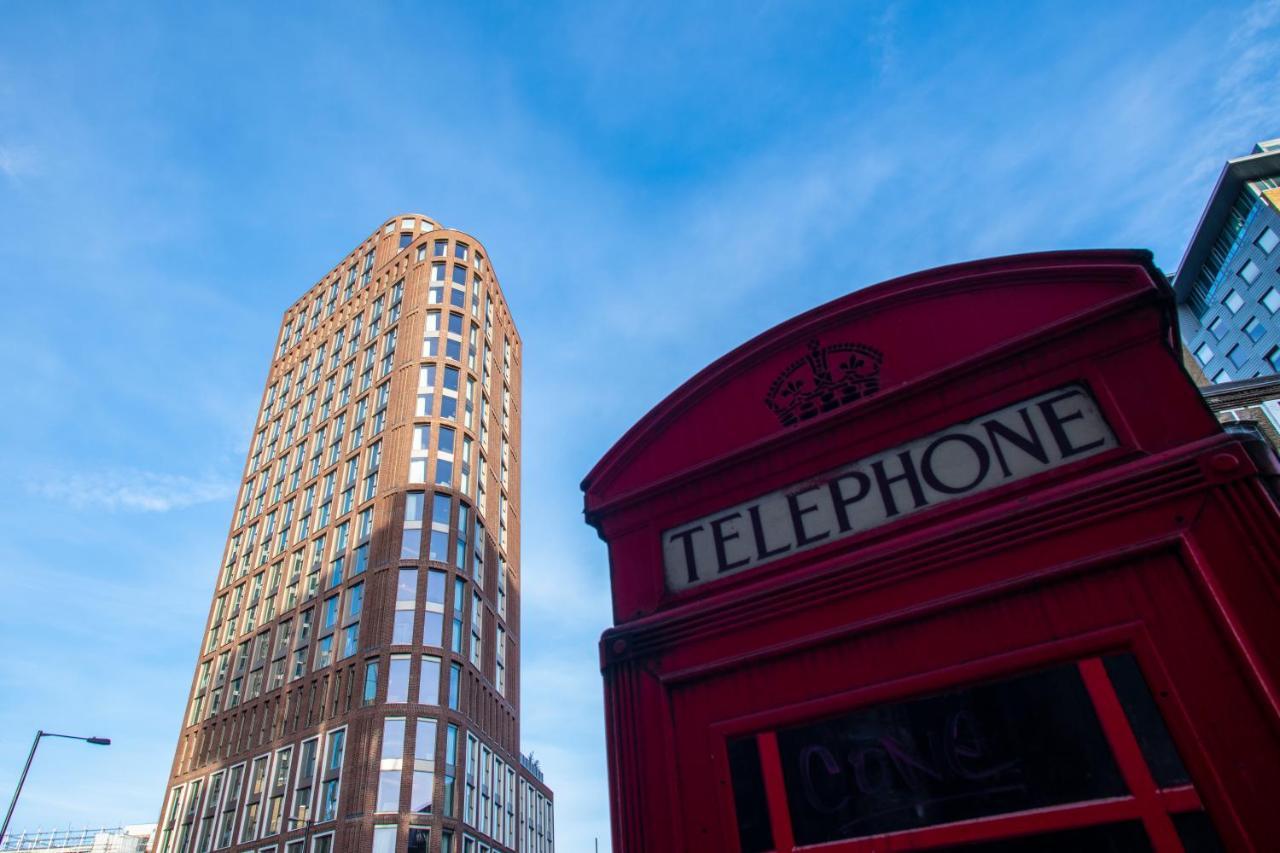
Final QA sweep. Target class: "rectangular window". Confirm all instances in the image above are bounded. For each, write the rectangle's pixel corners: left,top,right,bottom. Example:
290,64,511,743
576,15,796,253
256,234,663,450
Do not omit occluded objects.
377,717,405,812
1240,258,1262,284
388,655,411,703
1244,316,1266,342
452,578,465,655
373,825,397,853
403,491,424,559
456,503,470,568
1194,342,1213,365
363,660,379,705
424,568,447,647
1257,226,1279,254
421,655,442,705
430,494,452,562
1264,287,1280,314
408,827,429,853
1207,316,1225,340
412,717,437,814
1227,344,1249,369
395,568,417,645
1225,289,1246,313
448,662,461,710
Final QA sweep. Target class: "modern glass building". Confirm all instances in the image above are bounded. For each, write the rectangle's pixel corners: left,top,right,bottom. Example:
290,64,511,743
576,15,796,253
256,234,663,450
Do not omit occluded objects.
1174,139,1280,385
153,215,553,853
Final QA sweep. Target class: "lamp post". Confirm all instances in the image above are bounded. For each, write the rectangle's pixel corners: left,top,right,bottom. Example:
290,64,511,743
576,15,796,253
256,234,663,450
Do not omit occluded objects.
286,811,314,853
0,730,111,846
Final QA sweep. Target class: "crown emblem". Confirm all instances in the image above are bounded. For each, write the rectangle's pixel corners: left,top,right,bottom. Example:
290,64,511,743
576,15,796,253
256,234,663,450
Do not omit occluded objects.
765,339,883,426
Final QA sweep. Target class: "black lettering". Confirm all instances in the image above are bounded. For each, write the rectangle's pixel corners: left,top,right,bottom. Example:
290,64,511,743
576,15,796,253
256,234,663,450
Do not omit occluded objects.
921,434,991,495
710,512,750,574
871,451,927,517
787,487,831,547
827,472,871,533
1038,389,1107,458
982,408,1049,477
668,525,704,585
747,504,791,560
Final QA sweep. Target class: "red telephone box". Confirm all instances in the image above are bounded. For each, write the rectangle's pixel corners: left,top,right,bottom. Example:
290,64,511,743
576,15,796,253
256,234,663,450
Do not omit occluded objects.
582,251,1280,852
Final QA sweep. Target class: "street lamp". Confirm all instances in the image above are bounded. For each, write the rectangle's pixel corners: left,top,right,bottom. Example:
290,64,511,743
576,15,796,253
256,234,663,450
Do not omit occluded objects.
0,730,111,845
286,805,314,853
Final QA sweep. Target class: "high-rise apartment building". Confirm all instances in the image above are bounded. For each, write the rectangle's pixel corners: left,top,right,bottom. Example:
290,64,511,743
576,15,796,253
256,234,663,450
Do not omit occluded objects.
154,215,553,853
1174,139,1280,383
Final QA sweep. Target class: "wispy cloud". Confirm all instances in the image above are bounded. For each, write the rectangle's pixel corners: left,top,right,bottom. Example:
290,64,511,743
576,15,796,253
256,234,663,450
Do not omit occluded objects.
30,469,236,512
0,143,38,180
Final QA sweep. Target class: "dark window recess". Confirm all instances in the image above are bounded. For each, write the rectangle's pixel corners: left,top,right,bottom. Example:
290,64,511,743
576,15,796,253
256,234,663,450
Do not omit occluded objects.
1102,653,1190,787
1173,811,1226,853
933,821,1153,852
775,662,1127,845
407,827,429,853
1172,809,1223,850
726,736,774,853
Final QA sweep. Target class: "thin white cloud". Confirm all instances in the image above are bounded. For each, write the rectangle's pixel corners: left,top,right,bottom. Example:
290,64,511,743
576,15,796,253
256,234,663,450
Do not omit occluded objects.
0,143,38,179
30,469,236,512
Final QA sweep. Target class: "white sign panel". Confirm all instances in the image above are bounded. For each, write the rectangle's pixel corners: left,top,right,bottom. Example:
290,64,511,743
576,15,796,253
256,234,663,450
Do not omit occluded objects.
663,385,1117,592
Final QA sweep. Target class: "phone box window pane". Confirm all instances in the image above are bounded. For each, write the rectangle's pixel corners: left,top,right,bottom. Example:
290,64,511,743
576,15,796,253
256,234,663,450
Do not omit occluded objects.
1102,654,1190,788
775,662,1126,845
726,737,773,853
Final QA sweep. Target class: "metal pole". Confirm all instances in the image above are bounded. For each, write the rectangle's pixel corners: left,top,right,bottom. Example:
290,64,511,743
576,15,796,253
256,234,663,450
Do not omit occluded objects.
0,730,43,846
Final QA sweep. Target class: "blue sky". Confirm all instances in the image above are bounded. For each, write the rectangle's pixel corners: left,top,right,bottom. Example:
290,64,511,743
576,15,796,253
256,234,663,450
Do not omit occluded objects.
0,0,1277,848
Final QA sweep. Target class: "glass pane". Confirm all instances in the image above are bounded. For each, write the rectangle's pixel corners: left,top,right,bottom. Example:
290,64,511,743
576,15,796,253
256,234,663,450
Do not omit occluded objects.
407,828,429,853
933,821,1152,852
1173,811,1226,853
726,736,773,853
1102,654,1190,787
775,662,1126,845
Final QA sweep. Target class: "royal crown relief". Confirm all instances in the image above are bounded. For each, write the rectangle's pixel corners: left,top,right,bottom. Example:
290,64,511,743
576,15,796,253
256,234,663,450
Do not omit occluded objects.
764,339,884,427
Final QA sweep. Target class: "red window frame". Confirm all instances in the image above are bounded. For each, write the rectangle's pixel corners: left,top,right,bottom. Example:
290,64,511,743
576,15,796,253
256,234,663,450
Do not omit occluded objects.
730,657,1206,852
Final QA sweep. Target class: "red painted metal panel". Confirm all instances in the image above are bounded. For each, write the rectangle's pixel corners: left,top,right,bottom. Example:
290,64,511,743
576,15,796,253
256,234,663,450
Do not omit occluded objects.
585,251,1280,851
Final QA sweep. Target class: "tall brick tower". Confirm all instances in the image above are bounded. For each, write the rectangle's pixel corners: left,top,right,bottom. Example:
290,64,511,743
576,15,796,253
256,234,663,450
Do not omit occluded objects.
154,215,554,853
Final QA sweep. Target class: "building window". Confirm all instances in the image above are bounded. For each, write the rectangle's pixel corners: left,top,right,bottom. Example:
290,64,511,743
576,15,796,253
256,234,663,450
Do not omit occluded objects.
1257,226,1279,255
399,233,413,249
434,239,448,257
422,654,442,705
1263,287,1280,314
448,662,462,710
377,717,405,812
430,494,451,562
1225,290,1245,313
408,827,429,853
1268,346,1280,372
1227,344,1249,370
395,569,417,645
1212,369,1231,383
424,569,446,647
1194,342,1213,365
1239,259,1261,284
373,825,398,853
1244,316,1266,342
412,717,437,814
403,492,424,559
363,660,379,705
388,655,411,703
1207,316,1225,340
